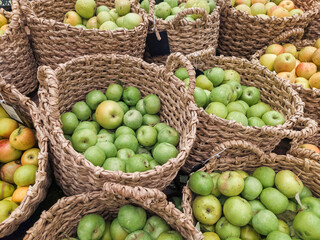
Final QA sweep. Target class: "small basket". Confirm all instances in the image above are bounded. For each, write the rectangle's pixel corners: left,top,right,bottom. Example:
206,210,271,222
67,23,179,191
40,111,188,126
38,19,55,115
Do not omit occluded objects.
182,140,320,226
217,0,319,59
0,78,51,238
19,0,149,69
24,182,203,240
180,48,317,173
143,0,223,65
0,0,38,95
37,53,198,196
303,1,320,40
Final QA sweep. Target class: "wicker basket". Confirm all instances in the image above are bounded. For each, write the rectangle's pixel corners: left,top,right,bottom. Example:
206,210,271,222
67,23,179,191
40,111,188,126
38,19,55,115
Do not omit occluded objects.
217,0,319,59
19,0,149,69
0,0,38,96
303,1,320,40
182,140,320,226
37,52,198,196
24,182,203,240
0,79,51,238
143,0,223,65
180,48,317,173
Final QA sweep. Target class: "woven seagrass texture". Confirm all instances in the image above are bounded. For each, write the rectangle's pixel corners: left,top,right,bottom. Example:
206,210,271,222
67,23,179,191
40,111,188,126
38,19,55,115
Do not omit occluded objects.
19,0,149,69
0,0,38,95
303,1,320,40
0,79,50,238
24,182,203,240
143,0,223,65
181,140,320,225
217,0,319,59
180,48,317,173
37,53,198,196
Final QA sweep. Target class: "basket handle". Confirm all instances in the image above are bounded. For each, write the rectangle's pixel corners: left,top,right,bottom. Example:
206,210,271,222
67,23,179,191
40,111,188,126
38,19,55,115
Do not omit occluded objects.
172,7,208,24
165,52,196,96
270,28,305,45
279,116,318,140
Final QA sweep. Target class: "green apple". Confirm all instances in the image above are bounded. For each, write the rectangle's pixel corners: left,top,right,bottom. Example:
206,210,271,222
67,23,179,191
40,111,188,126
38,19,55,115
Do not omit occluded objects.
115,0,130,16
114,134,139,152
72,101,92,121
136,126,157,147
143,216,170,239
125,230,152,240
260,188,288,214
200,223,215,233
223,70,241,84
225,84,238,102
102,221,112,240
218,171,244,197
236,100,249,112
0,200,18,222
278,219,289,235
102,157,126,172
142,114,160,126
97,132,114,143
87,17,100,29
154,123,169,133
205,67,225,86
253,167,275,188
298,186,312,200
86,90,107,110
194,87,208,108
300,197,320,218
293,210,320,240
96,100,124,129
262,110,285,126
227,102,246,115
149,160,159,169
235,170,249,179
122,13,143,30
72,128,97,152
240,87,260,106
241,176,263,200
248,117,266,127
137,147,151,155
247,102,271,118
155,2,172,19
75,121,97,134
143,95,161,115
192,195,222,225
105,84,123,101
249,200,266,219
75,0,96,19
275,170,303,198
123,87,141,106
77,214,106,240
210,172,221,197
61,112,79,134
118,101,129,114
91,121,101,133
157,231,183,240
189,171,213,196
110,218,128,240
226,112,248,126
97,5,110,15
136,99,146,115
252,210,278,236
152,143,178,165
115,126,135,138
157,127,179,147
123,110,143,130
164,0,177,8
205,102,228,119
13,165,37,186
174,67,189,80
286,201,297,211
209,85,232,105
126,154,151,172
223,196,252,226
266,231,291,240
117,148,135,162
216,217,241,240
196,75,214,91
226,81,243,99
240,225,260,240
0,181,15,200
183,78,190,90
118,205,147,233
84,146,106,166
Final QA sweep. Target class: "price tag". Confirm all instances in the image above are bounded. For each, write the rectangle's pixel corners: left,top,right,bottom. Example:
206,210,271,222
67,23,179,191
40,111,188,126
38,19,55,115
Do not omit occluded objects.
146,31,170,57
0,0,11,11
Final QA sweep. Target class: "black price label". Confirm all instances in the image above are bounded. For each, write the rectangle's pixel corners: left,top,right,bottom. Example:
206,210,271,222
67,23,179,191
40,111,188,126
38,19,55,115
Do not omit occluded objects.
146,31,170,57
0,0,11,11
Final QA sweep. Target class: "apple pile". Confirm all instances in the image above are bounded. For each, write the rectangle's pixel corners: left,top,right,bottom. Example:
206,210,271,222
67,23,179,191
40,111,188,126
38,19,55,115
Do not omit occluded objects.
175,67,285,127
188,168,320,240
0,13,8,36
61,84,180,173
259,37,320,90
65,205,184,240
0,106,39,223
63,0,143,30
232,0,304,18
141,0,216,22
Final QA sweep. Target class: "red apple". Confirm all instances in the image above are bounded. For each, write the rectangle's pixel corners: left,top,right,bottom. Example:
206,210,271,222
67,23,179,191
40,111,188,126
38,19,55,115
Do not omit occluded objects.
265,44,285,56
268,6,290,18
299,46,317,62
9,127,36,151
299,144,320,154
0,118,18,138
0,139,22,163
295,62,317,79
0,161,21,184
274,53,296,73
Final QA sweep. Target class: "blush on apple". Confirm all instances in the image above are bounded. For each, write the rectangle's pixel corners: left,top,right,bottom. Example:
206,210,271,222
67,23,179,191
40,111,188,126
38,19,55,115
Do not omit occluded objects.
273,53,296,73
265,44,285,56
0,161,21,184
295,62,317,79
0,139,22,163
279,0,295,11
299,144,320,154
9,126,36,151
299,46,317,62
277,72,296,83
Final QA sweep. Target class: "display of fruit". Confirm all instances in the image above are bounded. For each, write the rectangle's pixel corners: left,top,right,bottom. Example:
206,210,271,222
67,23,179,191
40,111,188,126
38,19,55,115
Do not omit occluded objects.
63,0,143,30
188,168,320,240
259,37,320,90
231,0,304,18
0,106,39,223
140,0,216,21
0,13,8,36
66,205,184,240
175,67,285,127
60,84,180,173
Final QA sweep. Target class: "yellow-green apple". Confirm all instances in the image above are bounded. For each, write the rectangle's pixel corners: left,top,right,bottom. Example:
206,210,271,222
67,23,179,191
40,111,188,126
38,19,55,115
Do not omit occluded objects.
218,171,244,196
275,170,303,198
289,8,304,16
265,2,276,11
279,0,295,11
223,196,252,226
0,139,22,163
277,72,295,83
0,106,9,119
273,53,296,73
215,217,241,239
235,4,251,14
252,0,267,4
0,161,21,184
312,48,320,66
13,165,37,187
21,148,40,166
9,127,36,151
0,200,18,222
283,43,298,58
192,195,222,225
143,216,170,239
251,3,266,16
95,100,124,129
240,225,260,240
265,44,285,56
259,54,277,71
309,72,320,89
295,62,317,79
0,181,15,200
295,77,311,89
77,214,106,240
299,46,317,62
299,143,320,153
0,118,18,138
63,11,82,26
315,38,320,48
235,0,251,7
268,6,290,18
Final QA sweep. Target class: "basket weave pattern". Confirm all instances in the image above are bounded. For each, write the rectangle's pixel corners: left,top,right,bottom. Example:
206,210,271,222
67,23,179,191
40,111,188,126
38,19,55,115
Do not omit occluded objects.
303,2,320,40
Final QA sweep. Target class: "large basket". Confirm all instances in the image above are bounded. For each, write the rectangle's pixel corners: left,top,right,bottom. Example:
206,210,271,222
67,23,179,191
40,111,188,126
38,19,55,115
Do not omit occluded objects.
24,182,203,240
143,0,223,65
182,140,320,227
180,48,317,173
303,1,320,40
217,0,318,59
0,0,38,95
19,0,149,69
0,79,51,238
37,53,198,196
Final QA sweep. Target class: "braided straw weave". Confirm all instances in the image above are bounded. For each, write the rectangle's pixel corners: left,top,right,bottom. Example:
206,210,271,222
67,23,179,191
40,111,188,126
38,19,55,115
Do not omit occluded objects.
37,53,198,196
24,182,203,240
0,78,51,237
303,1,320,40
180,48,317,173
19,0,149,69
143,0,223,65
0,0,38,95
217,0,318,59
182,140,320,226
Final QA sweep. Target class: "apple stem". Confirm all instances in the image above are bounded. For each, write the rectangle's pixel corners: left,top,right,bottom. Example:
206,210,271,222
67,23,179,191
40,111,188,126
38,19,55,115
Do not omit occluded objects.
295,192,304,210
